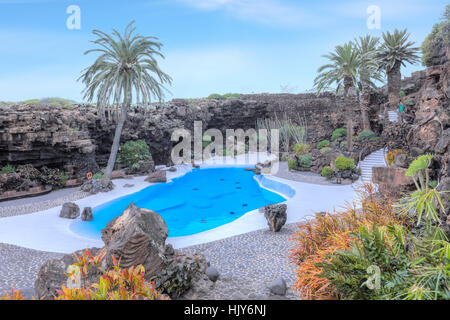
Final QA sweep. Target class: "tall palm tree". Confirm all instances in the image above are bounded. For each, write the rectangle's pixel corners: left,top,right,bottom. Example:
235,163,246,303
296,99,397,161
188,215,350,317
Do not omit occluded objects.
355,35,384,131
314,42,361,150
79,21,172,185
376,29,419,107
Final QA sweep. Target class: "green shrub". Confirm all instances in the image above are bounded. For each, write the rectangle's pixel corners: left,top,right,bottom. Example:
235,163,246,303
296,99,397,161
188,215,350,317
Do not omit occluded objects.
320,147,332,155
207,93,224,100
118,140,151,168
0,164,16,174
280,154,289,161
92,173,103,180
59,172,68,185
334,156,355,170
321,166,334,179
298,154,313,168
206,93,240,100
293,143,311,155
331,128,347,141
317,140,330,149
357,130,375,141
421,5,450,67
399,90,406,98
369,137,381,142
288,159,298,170
340,141,348,150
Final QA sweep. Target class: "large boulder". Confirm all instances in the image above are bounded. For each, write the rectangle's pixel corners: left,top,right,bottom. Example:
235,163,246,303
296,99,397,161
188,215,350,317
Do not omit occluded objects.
35,247,104,299
372,166,414,196
101,203,169,279
80,179,114,194
144,170,167,183
264,204,287,232
59,202,80,219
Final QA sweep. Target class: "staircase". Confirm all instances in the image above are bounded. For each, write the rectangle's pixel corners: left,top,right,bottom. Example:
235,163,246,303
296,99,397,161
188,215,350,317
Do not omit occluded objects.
358,148,387,183
387,110,399,122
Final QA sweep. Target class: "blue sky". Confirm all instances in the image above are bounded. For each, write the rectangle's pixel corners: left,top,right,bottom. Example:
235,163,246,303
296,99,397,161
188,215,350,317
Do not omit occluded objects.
0,0,448,102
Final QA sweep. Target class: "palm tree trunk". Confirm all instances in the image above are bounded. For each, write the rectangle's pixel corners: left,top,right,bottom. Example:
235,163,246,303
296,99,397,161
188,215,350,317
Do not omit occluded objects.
361,81,371,131
344,76,354,151
387,61,401,107
102,102,129,184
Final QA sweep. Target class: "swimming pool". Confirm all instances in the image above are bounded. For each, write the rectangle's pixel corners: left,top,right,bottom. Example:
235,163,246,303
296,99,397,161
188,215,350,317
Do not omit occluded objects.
70,167,287,238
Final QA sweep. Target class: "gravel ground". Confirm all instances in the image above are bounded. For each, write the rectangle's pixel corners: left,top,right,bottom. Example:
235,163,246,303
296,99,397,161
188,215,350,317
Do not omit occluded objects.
0,243,63,298
0,223,301,300
0,188,90,218
180,223,301,300
274,161,352,185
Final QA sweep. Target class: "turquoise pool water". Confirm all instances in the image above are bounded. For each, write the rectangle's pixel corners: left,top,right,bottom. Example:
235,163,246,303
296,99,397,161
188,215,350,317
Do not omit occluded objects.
70,167,286,238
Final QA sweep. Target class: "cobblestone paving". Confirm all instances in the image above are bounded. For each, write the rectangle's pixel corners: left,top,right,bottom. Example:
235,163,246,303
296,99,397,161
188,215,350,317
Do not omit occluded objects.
0,223,301,300
180,223,301,300
0,243,63,298
0,190,89,218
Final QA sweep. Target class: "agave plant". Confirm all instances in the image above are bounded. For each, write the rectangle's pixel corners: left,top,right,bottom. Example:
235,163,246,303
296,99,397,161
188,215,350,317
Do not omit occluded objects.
79,21,172,184
398,154,447,233
376,29,420,106
314,42,361,150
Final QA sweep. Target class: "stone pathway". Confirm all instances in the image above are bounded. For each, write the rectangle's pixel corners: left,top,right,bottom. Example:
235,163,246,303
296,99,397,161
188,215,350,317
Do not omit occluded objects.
0,188,89,218
0,223,301,300
274,161,351,185
180,223,301,300
0,243,63,298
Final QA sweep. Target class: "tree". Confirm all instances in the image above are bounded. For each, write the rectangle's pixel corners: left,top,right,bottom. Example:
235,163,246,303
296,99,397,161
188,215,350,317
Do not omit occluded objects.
354,35,384,131
314,42,361,150
79,21,172,185
377,29,419,106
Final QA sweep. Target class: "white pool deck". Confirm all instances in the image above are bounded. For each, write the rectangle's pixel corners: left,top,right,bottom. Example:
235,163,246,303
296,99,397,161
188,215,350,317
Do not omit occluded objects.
0,153,359,253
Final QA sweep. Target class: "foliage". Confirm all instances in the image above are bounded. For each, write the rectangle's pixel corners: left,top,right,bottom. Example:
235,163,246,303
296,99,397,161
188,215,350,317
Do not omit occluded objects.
206,93,240,100
0,288,26,300
369,137,381,142
291,184,403,299
117,140,151,168
298,154,313,169
376,29,420,73
17,164,40,180
386,149,407,165
398,154,446,233
92,173,103,180
331,128,347,141
280,154,289,162
55,249,168,300
320,147,332,155
154,255,205,298
334,156,355,171
59,172,69,186
288,159,298,170
317,224,412,300
321,166,334,179
294,143,311,155
357,130,375,141
317,140,330,149
0,164,16,175
40,166,65,187
314,42,360,94
422,5,450,67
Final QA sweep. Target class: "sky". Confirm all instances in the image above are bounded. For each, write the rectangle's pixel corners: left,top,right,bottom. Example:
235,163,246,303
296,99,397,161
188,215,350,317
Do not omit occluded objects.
0,0,448,102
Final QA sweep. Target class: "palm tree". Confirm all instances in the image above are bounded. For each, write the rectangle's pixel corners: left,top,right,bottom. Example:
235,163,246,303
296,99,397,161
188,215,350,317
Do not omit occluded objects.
377,29,419,107
314,42,361,150
79,21,172,185
355,35,384,131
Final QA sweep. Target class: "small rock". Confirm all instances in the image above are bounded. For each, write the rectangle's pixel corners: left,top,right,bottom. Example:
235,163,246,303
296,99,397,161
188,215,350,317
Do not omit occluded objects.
123,183,134,188
59,202,80,219
145,170,167,183
164,244,175,256
264,204,287,232
268,277,287,296
205,266,220,282
168,167,177,172
81,207,93,221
